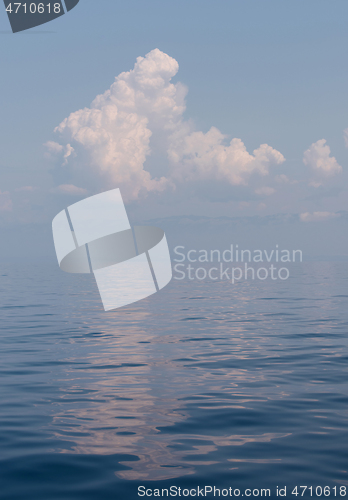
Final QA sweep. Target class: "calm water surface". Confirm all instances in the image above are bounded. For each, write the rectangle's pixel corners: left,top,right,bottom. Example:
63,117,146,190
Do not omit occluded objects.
0,262,347,499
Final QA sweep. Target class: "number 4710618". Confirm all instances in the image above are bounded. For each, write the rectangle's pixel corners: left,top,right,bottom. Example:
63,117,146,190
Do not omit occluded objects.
5,3,62,14
292,485,347,496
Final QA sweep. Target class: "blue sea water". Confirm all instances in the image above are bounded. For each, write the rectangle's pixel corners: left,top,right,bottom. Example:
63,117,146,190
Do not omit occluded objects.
0,261,348,499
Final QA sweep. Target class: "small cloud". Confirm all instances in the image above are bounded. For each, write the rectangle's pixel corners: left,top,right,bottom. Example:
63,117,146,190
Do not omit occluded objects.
63,144,75,165
45,141,75,166
344,129,348,148
255,186,275,196
303,139,342,179
300,211,339,222
0,191,12,212
51,184,88,196
44,141,64,154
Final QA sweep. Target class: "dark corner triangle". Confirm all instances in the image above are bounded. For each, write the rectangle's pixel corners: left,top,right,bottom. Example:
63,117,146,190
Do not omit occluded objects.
3,0,80,33
63,0,80,12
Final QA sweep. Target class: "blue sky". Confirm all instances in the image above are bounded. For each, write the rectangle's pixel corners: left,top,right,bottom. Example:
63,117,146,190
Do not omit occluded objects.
1,0,348,226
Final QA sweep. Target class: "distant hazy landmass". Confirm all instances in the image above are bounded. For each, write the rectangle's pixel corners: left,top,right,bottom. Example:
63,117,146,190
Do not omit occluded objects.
1,212,348,263
145,212,348,261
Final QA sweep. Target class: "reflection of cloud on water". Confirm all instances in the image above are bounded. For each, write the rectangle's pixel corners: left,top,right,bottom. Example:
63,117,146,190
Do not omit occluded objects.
117,432,290,480
52,387,289,481
46,281,303,480
44,274,331,480
228,458,282,464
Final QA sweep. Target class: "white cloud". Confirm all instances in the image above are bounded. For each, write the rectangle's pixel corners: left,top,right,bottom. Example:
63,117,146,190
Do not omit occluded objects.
169,129,284,186
0,191,12,212
45,141,64,154
300,211,339,222
63,144,75,165
49,48,285,201
45,142,75,166
51,184,88,196
51,48,181,200
44,141,64,160
303,139,342,182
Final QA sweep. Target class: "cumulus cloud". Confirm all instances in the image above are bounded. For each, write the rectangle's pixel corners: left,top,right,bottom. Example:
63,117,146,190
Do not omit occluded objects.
50,49,181,200
48,48,285,201
0,191,12,212
169,128,284,186
300,211,339,222
303,139,342,185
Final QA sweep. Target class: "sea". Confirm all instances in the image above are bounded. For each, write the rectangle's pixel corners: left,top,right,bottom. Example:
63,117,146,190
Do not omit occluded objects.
0,261,347,499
